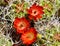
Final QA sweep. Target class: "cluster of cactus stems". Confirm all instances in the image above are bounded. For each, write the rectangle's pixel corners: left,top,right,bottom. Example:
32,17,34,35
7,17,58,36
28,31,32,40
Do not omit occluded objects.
0,0,60,46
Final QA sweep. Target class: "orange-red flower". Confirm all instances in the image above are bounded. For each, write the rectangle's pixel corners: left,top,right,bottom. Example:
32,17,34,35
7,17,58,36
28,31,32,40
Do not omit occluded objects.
13,17,30,33
21,28,37,45
27,3,44,20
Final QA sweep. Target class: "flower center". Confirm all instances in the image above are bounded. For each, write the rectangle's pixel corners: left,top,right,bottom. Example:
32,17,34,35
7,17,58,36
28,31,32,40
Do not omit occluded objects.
18,22,26,30
20,24,24,28
26,33,34,40
34,11,37,14
32,10,38,16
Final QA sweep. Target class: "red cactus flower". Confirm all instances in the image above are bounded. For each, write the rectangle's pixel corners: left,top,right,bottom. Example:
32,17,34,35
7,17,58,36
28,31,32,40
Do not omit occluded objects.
21,28,37,45
27,3,44,20
13,17,30,33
